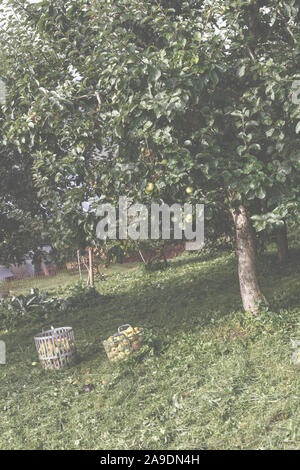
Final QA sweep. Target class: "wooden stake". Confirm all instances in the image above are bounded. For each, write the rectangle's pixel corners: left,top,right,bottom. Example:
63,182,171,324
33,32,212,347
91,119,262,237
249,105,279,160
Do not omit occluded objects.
88,248,94,286
77,249,82,281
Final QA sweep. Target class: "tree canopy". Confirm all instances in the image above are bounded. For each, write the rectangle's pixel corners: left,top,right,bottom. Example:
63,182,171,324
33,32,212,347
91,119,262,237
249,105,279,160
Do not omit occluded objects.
0,0,299,310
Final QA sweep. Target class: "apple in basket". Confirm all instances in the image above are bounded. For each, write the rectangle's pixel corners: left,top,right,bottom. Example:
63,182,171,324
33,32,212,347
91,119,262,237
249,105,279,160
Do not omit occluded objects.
132,341,140,351
104,326,144,361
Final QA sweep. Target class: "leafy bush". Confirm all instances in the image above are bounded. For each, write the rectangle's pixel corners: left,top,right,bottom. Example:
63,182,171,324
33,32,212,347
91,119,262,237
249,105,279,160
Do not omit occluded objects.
0,284,102,330
55,283,103,308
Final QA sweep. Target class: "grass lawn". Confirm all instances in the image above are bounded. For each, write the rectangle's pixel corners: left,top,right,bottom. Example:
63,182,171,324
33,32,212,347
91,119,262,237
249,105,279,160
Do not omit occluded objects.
0,246,300,450
8,262,139,296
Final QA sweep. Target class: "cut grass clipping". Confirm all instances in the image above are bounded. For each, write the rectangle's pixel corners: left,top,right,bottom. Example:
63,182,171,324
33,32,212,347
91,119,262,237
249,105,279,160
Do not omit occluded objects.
0,246,300,450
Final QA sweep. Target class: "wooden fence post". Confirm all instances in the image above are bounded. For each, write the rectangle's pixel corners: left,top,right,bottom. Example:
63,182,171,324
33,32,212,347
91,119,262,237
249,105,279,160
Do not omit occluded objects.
88,248,94,286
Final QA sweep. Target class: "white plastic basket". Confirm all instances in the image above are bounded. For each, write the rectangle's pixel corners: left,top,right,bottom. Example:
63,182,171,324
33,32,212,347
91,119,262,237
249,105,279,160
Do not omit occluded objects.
34,326,77,370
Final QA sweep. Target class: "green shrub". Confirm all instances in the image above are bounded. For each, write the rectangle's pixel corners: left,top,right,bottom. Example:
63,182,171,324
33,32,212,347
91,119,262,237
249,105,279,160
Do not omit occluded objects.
0,283,102,330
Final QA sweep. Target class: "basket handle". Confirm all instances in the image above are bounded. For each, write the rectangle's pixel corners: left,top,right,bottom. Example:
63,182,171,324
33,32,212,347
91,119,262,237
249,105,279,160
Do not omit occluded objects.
118,324,132,333
103,332,127,344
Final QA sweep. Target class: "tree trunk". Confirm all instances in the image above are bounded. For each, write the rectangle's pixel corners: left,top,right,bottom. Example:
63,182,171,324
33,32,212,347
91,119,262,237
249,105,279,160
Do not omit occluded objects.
41,260,50,276
231,205,267,314
275,221,288,263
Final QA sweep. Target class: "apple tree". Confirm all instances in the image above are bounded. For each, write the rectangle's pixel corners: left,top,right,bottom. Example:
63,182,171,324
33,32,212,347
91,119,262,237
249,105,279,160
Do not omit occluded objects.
1,0,299,312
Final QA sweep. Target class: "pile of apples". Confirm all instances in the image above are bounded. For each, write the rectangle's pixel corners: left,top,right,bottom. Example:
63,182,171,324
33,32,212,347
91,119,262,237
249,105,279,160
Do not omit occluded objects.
103,325,144,362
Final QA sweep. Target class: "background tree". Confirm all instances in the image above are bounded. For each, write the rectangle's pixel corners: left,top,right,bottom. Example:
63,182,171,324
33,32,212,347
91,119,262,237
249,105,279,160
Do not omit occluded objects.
0,97,48,264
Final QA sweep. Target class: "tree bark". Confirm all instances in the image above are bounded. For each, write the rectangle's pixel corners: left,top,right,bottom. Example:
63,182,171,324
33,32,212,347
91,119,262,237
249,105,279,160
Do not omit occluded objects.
275,221,288,263
41,259,50,277
231,205,267,314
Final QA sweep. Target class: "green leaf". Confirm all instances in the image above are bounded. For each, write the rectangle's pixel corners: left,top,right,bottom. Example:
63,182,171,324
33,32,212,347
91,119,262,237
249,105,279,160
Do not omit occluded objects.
149,67,161,82
237,65,246,78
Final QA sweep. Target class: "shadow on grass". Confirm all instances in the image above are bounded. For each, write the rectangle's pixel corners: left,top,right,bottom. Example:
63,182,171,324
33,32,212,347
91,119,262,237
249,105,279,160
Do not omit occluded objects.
1,247,299,365
100,247,300,335
167,249,233,269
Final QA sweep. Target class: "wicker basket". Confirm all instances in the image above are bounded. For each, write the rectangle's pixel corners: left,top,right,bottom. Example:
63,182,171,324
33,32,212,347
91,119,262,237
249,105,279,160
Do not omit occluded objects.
102,332,131,362
118,324,144,350
102,324,144,362
34,326,77,370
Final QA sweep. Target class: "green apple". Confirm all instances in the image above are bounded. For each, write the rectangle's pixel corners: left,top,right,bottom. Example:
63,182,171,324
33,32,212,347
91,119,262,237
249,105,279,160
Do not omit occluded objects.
186,186,194,195
145,182,154,193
